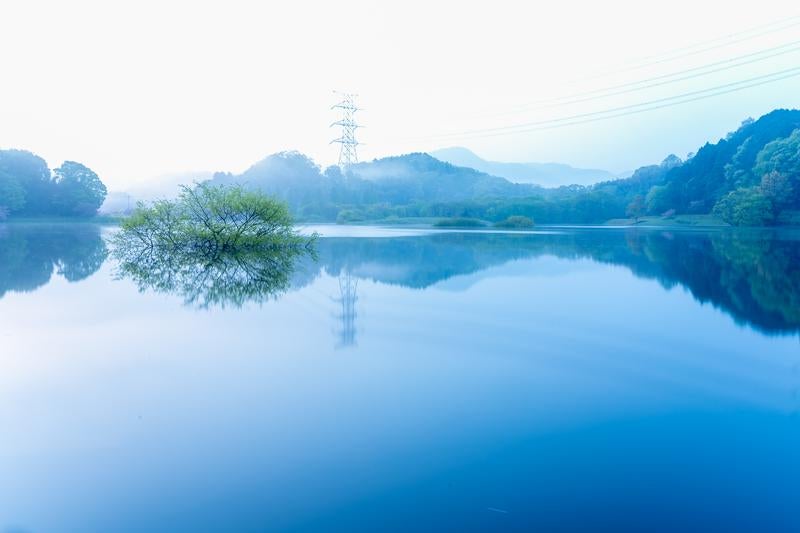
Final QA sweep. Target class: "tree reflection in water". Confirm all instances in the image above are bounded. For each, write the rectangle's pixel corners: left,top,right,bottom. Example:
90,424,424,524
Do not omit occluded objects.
0,223,107,297
112,240,315,309
311,229,800,336
1,224,798,335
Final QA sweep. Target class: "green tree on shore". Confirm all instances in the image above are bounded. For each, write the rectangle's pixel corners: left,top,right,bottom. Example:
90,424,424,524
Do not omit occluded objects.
713,187,774,226
626,195,646,222
0,150,108,218
52,161,108,216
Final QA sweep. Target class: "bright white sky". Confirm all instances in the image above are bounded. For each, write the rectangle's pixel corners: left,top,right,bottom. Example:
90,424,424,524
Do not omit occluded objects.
2,0,800,189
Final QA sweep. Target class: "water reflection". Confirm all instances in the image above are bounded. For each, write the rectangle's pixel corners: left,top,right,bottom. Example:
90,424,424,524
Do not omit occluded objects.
0,224,798,334
334,272,358,348
3,224,798,532
0,223,107,298
112,241,311,309
309,230,800,336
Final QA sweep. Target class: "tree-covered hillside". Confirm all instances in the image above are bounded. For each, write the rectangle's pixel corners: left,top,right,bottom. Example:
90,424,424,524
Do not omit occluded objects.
0,150,107,219
203,109,800,226
209,151,542,222
592,109,800,225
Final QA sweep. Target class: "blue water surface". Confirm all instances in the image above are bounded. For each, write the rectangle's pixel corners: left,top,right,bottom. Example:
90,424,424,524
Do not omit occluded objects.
0,223,798,532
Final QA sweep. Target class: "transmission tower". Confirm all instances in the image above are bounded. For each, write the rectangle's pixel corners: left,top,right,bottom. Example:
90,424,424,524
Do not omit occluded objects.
330,91,361,168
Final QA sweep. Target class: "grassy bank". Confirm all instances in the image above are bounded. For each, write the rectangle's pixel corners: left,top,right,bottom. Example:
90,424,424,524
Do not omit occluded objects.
604,215,730,227
1,215,122,225
290,213,800,230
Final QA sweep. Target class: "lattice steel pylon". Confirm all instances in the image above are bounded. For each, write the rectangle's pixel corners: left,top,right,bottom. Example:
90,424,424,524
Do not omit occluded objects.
330,91,361,168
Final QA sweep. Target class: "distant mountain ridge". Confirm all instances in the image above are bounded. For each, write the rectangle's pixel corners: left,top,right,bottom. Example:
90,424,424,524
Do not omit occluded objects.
429,147,616,187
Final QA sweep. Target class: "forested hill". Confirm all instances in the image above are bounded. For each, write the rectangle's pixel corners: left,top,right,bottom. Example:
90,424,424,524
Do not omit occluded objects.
347,153,539,201
599,108,800,225
14,110,788,226
0,149,108,219
7,107,790,226
209,152,542,221
206,109,800,225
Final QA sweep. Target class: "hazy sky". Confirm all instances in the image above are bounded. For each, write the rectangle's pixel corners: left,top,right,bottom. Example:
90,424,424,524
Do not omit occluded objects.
2,0,800,189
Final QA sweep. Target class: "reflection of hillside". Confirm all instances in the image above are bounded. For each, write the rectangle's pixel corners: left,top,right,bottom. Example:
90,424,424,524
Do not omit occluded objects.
315,233,543,289
2,224,797,335
0,224,107,298
308,230,800,335
613,230,800,335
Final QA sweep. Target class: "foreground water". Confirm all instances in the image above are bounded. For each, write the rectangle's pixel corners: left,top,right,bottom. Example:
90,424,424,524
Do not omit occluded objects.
1,223,799,532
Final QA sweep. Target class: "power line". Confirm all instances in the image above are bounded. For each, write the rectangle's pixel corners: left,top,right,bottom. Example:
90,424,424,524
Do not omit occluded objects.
499,39,800,115
450,69,800,139
634,15,800,62
422,66,800,141
390,16,800,146
475,15,800,119
594,15,800,77
330,91,361,167
435,66,800,137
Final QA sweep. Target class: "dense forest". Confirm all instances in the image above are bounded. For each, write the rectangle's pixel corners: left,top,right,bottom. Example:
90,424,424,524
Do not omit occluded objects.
0,149,107,219
601,108,800,226
209,109,800,226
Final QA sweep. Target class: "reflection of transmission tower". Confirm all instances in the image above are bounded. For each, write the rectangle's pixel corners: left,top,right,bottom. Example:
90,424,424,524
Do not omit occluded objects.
793,336,800,414
330,91,361,168
334,272,358,348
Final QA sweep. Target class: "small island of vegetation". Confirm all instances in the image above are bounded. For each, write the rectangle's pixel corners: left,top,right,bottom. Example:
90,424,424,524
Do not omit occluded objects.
494,215,534,229
111,184,316,308
113,183,314,254
433,217,486,228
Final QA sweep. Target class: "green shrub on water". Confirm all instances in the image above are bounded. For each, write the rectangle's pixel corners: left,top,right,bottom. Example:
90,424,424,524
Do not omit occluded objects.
433,217,486,228
111,183,316,308
114,183,314,253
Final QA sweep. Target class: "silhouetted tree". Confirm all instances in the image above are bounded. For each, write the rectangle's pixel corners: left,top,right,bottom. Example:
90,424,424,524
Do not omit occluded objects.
626,195,646,222
0,173,26,216
713,187,774,226
0,150,108,218
760,171,794,209
52,161,107,216
0,149,53,215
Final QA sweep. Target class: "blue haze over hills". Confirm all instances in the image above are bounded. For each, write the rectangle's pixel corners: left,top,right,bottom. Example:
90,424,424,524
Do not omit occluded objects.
429,146,621,186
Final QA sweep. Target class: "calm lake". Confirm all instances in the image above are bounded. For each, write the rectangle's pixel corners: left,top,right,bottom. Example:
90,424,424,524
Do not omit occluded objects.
1,223,799,532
